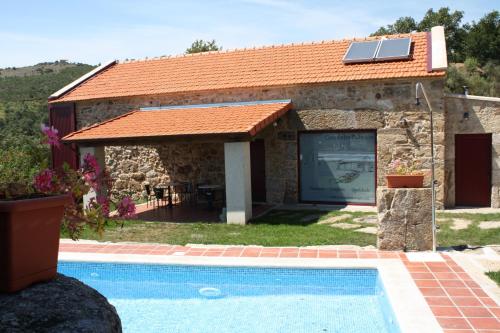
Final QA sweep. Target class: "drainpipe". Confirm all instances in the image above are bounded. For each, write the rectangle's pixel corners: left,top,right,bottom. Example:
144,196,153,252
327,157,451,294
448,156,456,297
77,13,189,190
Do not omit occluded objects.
415,82,437,252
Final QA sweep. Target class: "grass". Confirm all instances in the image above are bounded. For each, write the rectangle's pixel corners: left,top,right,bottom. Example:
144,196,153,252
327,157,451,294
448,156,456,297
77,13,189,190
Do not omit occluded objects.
62,210,377,247
486,271,500,286
61,210,500,248
436,212,500,247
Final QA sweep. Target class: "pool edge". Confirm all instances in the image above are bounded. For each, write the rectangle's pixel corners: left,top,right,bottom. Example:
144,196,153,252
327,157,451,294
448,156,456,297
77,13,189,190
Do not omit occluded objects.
59,253,443,333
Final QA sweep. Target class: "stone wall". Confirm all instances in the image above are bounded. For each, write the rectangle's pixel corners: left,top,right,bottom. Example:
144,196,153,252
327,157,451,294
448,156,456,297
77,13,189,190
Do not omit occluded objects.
75,78,446,204
105,143,224,199
377,187,433,251
444,94,500,208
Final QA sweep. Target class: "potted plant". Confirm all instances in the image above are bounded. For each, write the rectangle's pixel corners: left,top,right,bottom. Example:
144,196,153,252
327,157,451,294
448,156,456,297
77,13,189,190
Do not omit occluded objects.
0,125,136,293
386,158,425,188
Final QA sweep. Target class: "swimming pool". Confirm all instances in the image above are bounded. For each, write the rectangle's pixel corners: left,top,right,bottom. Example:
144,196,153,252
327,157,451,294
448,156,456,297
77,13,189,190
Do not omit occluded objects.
58,262,400,333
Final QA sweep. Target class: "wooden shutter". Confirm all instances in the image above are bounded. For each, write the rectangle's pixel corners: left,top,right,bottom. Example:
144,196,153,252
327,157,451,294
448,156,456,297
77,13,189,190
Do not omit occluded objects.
49,103,78,170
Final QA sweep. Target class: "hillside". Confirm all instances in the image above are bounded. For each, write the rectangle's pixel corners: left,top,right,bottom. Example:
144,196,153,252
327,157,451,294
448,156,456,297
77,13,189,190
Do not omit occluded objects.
0,62,95,142
0,60,86,78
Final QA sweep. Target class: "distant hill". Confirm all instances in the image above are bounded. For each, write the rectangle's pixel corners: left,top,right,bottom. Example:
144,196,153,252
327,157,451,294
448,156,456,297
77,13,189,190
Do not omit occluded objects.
0,60,90,78
0,61,95,146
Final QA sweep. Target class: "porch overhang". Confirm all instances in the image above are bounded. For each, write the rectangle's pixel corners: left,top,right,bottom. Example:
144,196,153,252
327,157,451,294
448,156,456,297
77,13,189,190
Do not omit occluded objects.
62,100,292,145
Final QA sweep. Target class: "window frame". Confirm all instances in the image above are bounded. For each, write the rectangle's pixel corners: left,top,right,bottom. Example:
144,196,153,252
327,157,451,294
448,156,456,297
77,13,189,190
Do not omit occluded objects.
297,129,378,206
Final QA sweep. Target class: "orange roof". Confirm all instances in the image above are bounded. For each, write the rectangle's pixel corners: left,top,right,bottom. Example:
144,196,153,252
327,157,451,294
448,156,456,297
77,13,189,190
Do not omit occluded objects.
62,100,291,143
51,32,444,103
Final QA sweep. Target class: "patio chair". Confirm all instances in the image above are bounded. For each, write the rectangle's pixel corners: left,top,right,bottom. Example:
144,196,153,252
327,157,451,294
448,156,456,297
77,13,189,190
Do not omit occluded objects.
195,182,208,205
153,187,166,208
173,182,193,206
144,184,156,208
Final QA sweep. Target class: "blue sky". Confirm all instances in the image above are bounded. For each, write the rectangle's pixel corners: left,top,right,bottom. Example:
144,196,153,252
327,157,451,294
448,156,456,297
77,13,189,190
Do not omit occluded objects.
0,0,496,67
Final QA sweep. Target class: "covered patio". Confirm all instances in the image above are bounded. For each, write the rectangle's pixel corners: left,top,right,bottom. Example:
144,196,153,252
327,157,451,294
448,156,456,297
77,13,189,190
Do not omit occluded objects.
62,100,292,224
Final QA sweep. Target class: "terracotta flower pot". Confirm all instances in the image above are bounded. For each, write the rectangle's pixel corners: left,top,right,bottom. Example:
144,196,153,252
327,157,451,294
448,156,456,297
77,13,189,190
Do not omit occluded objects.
386,175,424,188
0,194,69,293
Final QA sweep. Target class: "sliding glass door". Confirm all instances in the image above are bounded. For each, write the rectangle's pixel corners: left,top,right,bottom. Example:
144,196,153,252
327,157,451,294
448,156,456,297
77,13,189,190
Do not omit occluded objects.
299,131,376,204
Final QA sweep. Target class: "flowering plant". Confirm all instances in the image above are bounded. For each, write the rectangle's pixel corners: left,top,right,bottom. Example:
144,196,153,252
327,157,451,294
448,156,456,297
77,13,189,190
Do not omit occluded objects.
0,124,136,240
387,158,423,176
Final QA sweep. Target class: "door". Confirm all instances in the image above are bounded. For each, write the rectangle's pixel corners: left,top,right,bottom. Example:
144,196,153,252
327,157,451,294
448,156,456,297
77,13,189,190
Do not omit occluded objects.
250,139,266,202
455,134,491,206
49,103,78,170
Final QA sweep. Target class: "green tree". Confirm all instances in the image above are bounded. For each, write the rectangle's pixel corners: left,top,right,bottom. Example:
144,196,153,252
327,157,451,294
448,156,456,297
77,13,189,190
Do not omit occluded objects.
464,11,500,65
372,16,417,35
185,39,222,54
418,8,466,62
372,7,466,62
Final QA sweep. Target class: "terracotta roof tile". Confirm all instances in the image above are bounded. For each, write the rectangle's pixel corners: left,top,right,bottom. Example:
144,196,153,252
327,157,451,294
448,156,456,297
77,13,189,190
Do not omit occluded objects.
62,101,291,143
51,32,443,103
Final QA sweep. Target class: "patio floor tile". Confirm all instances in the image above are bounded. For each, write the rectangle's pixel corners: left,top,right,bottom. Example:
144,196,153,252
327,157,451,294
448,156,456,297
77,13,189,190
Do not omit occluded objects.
436,317,472,329
468,317,500,329
460,306,495,318
430,306,462,317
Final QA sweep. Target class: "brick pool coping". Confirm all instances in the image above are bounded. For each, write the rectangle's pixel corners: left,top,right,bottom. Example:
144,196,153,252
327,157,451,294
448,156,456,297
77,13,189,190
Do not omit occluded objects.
59,242,500,332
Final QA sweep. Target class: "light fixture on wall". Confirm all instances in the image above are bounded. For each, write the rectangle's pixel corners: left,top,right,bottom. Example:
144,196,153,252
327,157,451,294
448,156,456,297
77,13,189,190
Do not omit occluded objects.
463,112,470,120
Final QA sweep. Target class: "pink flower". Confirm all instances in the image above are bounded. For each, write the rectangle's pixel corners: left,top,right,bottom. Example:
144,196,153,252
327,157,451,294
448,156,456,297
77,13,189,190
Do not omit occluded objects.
96,195,110,218
34,169,56,193
41,124,60,147
117,196,137,219
388,159,401,170
82,153,100,174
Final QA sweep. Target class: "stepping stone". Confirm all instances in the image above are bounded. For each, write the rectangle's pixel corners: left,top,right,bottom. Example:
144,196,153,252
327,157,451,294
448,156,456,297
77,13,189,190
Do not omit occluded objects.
300,214,322,222
330,223,361,230
319,214,352,225
353,215,378,225
190,234,205,240
450,218,472,230
355,227,378,234
479,221,500,229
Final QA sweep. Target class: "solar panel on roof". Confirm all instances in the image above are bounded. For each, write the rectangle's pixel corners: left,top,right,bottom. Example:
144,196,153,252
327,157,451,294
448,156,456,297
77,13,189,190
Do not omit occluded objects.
342,37,412,64
342,40,380,63
375,38,412,61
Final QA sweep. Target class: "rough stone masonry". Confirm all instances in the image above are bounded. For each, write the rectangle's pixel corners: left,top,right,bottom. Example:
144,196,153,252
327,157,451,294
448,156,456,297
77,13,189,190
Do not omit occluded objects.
377,187,433,251
75,78,446,206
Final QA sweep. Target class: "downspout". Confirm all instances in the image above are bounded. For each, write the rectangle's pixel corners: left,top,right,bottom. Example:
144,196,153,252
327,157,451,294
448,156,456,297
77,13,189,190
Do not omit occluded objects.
415,82,437,252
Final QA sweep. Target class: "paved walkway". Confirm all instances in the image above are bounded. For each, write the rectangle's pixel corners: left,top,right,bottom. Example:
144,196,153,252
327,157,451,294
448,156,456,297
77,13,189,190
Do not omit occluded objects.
59,242,500,332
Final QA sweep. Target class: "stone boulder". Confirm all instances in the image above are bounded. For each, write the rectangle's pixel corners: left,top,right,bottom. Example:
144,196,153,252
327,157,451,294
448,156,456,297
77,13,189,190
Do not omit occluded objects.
377,187,433,251
0,274,121,333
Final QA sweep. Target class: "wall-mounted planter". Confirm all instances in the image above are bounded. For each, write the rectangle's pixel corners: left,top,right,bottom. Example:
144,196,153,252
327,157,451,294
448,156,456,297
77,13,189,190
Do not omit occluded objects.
386,175,424,188
0,195,69,293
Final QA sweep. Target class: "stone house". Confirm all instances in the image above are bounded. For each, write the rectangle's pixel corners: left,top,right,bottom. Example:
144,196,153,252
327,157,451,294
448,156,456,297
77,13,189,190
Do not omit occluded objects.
47,26,499,224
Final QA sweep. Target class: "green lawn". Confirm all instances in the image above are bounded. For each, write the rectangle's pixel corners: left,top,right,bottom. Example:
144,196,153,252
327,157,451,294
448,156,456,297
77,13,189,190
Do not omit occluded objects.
436,212,500,247
486,271,500,286
62,210,376,247
62,209,500,247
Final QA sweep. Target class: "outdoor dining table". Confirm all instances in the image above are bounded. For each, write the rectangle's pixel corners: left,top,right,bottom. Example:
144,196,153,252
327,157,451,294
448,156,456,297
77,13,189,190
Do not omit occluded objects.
156,182,180,208
197,184,223,210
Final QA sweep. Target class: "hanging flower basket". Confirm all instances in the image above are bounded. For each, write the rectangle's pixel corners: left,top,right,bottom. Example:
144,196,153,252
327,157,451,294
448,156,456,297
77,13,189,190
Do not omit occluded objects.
386,174,424,188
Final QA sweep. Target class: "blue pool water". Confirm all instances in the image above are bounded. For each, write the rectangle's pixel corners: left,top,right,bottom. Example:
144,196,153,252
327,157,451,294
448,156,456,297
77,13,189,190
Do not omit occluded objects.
58,262,400,333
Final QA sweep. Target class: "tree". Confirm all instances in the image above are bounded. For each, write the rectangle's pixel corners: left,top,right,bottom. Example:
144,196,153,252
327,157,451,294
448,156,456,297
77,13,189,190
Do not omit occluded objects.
185,39,222,54
464,11,500,65
371,17,417,35
418,8,466,62
372,7,466,62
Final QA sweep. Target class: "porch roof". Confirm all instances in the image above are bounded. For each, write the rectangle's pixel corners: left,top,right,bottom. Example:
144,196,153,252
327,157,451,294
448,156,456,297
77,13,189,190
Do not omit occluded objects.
62,100,292,144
